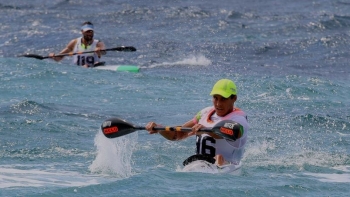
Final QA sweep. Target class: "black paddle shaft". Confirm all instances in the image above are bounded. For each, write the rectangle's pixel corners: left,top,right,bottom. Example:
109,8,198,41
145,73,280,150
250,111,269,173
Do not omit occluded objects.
18,46,136,60
101,118,244,141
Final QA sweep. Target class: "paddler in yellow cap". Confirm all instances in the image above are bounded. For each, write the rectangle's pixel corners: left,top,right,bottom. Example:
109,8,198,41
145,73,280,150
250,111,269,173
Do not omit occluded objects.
49,21,106,68
146,79,250,167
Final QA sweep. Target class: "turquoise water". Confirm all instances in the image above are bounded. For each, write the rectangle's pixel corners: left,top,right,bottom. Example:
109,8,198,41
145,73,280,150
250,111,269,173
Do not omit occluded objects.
1,1,350,196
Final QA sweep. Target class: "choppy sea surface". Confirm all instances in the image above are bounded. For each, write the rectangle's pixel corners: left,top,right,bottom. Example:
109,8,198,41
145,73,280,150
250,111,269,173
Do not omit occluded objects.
0,0,349,196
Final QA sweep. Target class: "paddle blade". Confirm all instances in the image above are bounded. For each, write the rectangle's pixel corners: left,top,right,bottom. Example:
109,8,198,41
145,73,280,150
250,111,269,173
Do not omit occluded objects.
18,53,47,60
108,46,136,52
101,118,138,138
212,120,244,141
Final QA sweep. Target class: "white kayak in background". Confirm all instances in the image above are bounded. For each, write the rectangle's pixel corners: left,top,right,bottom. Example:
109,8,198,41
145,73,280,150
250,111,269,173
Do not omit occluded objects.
182,160,242,174
94,65,140,72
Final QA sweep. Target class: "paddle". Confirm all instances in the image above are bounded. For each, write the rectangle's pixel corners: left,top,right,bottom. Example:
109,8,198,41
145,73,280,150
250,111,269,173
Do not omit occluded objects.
18,46,137,60
101,117,244,141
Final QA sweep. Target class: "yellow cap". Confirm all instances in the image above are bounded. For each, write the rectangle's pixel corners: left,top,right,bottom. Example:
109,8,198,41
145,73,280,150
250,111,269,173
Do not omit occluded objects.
210,79,237,98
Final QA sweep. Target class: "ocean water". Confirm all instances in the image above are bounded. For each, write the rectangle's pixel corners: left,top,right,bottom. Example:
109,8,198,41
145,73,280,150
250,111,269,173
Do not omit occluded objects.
0,0,349,196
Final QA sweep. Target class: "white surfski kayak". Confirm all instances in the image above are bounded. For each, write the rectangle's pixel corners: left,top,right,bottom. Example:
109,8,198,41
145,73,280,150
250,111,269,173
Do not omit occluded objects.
182,160,242,174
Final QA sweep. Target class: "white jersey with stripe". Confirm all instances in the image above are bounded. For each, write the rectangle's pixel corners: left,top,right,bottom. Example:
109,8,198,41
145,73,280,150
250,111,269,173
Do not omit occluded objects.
73,37,100,67
193,106,249,164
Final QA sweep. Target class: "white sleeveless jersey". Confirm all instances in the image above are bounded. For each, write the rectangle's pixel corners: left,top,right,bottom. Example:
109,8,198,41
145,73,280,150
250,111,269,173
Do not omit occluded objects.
73,37,100,67
193,106,249,164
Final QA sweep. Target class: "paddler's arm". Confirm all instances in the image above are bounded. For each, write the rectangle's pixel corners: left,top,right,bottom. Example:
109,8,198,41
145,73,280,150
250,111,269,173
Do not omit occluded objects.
95,41,106,57
145,120,195,141
49,39,76,62
145,120,222,141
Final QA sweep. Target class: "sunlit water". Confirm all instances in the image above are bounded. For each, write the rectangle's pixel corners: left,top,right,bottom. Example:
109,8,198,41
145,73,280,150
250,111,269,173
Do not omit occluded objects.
0,0,349,196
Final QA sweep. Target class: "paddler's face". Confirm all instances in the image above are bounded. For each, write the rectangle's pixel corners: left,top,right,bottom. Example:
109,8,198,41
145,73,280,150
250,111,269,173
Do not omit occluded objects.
212,94,236,117
82,30,94,41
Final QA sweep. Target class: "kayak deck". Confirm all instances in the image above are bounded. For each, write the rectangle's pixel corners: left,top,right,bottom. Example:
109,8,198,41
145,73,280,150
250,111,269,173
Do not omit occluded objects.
181,160,242,174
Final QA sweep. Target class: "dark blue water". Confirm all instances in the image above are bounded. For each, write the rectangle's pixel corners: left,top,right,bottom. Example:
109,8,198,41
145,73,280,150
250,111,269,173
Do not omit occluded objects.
1,0,349,196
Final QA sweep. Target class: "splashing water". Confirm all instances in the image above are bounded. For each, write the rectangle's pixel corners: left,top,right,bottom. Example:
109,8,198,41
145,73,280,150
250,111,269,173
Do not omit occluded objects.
89,130,138,178
146,54,212,68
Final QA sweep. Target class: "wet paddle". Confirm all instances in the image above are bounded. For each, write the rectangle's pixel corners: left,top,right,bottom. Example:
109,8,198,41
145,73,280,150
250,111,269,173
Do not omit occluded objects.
18,46,137,60
101,117,244,141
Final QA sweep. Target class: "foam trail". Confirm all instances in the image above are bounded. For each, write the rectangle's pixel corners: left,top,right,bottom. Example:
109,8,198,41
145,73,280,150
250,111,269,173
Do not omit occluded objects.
304,172,350,183
89,130,138,178
145,54,212,68
0,166,101,188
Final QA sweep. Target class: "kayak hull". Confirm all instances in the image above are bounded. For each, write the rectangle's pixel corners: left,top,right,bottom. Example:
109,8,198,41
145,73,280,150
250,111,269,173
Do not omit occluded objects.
94,65,140,72
182,160,242,174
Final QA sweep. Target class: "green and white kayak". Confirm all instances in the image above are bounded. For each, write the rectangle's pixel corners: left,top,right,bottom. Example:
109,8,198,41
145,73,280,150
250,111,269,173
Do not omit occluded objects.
94,65,140,72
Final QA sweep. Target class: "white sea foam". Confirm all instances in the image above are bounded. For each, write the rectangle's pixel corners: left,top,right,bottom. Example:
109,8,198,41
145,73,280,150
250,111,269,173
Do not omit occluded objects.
307,166,350,183
0,165,101,188
304,171,350,183
332,165,350,172
245,139,348,169
0,130,138,189
145,54,212,68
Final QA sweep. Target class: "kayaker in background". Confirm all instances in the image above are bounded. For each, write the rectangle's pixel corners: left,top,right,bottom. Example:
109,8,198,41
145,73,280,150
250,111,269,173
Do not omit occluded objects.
49,21,106,68
145,79,250,167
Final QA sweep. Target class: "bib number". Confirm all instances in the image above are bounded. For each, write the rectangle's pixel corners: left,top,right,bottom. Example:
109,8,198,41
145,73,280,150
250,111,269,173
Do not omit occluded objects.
196,135,216,157
77,55,95,66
